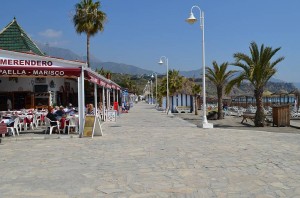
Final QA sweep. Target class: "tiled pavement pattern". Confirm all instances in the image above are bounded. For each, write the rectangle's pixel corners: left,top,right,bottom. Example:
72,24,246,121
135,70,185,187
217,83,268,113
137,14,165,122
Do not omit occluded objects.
0,102,299,197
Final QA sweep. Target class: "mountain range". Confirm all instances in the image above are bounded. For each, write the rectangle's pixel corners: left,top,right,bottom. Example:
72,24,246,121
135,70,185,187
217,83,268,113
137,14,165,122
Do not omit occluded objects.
38,43,154,75
37,43,299,88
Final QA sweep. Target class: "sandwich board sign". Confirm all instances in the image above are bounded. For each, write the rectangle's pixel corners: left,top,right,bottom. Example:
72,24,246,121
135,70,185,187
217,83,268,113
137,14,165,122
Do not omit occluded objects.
83,115,103,138
107,110,117,122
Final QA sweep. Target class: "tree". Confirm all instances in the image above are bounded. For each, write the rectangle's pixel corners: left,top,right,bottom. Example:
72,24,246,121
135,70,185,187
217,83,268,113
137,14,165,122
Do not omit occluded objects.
158,70,183,107
98,67,111,78
192,82,201,115
73,0,107,68
168,70,183,96
227,42,284,126
206,61,236,119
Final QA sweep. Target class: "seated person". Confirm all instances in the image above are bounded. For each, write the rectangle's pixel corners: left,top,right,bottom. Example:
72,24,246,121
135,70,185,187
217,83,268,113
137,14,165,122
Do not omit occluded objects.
54,106,65,119
46,107,58,126
98,102,103,111
67,108,76,116
86,104,94,115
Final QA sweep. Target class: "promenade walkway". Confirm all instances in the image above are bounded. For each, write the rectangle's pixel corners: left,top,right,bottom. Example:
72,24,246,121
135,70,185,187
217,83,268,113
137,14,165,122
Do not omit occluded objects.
0,102,299,197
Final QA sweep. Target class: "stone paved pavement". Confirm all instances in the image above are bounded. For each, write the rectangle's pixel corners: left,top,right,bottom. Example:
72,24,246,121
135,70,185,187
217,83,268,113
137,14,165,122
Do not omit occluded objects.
0,102,300,197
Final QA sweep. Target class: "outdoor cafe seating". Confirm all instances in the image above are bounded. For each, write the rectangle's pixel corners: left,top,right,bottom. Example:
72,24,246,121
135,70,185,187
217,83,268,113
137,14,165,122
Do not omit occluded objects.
0,109,47,136
0,107,81,137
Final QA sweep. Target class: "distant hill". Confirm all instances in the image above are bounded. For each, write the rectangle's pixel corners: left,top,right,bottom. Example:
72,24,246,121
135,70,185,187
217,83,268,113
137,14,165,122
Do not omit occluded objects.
179,69,201,78
37,43,154,75
38,43,84,61
37,43,297,92
293,82,300,89
179,68,284,83
93,61,154,75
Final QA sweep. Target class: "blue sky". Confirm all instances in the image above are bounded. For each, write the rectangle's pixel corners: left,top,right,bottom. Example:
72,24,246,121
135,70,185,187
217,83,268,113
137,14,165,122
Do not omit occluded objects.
1,0,299,82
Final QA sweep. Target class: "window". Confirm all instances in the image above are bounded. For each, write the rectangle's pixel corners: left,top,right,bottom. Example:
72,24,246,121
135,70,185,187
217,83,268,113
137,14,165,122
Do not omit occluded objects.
34,85,48,92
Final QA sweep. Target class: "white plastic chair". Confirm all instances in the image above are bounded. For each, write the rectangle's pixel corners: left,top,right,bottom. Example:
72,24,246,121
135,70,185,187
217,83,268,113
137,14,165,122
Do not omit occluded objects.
7,117,20,136
44,117,59,135
17,117,25,132
34,114,42,127
64,117,78,134
23,116,33,131
31,114,42,129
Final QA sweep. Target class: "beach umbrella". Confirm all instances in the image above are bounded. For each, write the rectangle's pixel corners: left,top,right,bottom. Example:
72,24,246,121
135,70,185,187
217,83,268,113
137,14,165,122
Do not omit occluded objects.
262,90,272,97
272,89,288,104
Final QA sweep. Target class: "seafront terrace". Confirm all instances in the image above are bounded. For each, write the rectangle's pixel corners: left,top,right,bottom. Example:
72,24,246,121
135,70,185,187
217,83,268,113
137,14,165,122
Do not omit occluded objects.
0,102,300,197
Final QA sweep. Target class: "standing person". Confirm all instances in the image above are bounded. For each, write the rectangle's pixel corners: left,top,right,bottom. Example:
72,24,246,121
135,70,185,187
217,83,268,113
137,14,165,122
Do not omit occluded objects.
113,101,118,111
223,102,228,111
7,98,12,110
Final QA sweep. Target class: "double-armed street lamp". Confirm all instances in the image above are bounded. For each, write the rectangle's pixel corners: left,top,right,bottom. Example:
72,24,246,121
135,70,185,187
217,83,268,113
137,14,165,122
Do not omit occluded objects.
186,5,213,128
158,56,169,113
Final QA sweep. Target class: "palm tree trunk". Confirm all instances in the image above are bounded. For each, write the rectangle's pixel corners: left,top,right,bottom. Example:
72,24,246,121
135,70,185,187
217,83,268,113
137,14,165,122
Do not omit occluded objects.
254,88,264,127
194,95,198,115
217,86,223,119
87,34,90,68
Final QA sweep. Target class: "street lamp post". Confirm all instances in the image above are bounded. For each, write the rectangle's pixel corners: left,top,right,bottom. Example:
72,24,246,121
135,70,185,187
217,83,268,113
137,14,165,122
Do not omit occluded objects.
158,56,170,114
150,79,153,105
147,81,150,104
186,5,213,128
151,73,157,106
144,84,148,102
148,80,153,104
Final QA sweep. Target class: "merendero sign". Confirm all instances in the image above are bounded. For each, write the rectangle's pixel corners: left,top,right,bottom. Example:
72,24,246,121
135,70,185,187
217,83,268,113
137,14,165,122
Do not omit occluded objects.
0,59,53,66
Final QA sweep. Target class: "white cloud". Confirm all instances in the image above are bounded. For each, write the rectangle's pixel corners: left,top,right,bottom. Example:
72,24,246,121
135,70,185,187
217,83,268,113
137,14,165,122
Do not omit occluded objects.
39,29,62,38
47,40,69,47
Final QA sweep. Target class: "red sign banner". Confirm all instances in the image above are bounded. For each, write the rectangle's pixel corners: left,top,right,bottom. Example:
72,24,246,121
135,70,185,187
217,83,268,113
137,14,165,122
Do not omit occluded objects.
0,66,81,77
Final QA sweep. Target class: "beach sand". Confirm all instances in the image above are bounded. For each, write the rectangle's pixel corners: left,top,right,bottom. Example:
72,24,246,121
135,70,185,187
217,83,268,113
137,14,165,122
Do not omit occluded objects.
173,112,300,134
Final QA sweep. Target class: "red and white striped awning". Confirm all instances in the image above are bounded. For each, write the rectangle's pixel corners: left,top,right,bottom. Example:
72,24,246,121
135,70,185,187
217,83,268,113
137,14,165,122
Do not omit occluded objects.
84,69,121,90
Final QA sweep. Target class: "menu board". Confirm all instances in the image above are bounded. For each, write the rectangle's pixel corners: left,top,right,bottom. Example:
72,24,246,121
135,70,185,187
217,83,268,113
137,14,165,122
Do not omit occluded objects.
83,115,95,137
83,115,103,137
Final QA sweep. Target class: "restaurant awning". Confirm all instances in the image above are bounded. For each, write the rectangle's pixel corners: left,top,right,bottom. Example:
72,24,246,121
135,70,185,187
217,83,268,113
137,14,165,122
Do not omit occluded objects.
84,69,121,90
0,66,81,77
84,70,107,87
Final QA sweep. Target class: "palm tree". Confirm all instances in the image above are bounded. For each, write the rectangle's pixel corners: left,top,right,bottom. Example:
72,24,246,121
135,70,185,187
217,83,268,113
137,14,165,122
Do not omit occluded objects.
206,61,236,119
227,42,284,126
158,70,183,105
192,82,201,115
168,70,183,96
73,0,107,68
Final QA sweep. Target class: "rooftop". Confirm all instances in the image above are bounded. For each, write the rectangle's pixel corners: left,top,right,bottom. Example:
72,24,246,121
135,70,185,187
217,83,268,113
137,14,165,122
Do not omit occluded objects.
0,17,44,56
